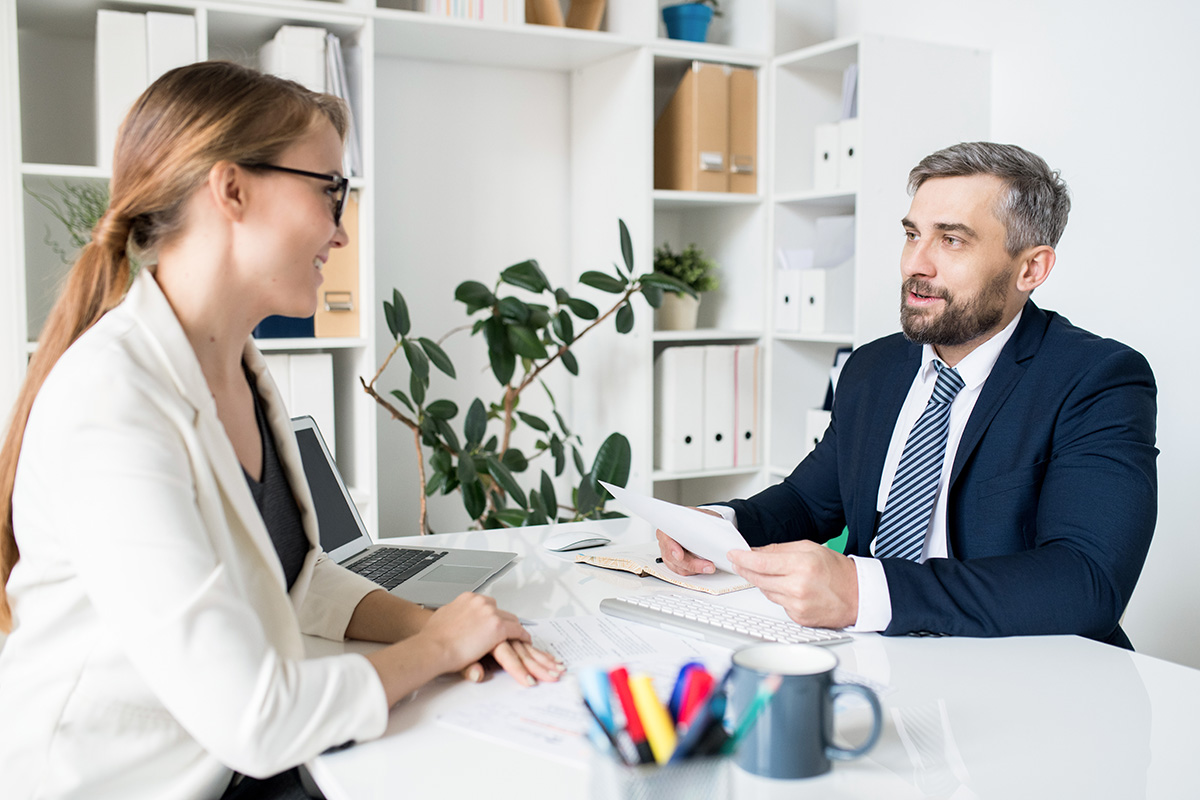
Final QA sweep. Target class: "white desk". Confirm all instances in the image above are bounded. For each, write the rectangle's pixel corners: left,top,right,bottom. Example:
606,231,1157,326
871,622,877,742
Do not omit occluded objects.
307,518,1198,799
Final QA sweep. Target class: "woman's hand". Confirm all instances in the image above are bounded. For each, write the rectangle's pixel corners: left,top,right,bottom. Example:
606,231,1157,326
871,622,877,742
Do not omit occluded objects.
462,639,564,686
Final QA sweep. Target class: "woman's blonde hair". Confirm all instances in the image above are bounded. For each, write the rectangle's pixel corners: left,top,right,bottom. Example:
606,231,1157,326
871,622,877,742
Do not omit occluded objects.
0,61,348,631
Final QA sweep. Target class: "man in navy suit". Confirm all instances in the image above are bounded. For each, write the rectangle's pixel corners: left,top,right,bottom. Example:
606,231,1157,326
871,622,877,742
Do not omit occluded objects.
657,142,1157,648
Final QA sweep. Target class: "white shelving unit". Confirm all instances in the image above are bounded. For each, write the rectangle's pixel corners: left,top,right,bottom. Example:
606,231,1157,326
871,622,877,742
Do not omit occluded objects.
1,0,990,535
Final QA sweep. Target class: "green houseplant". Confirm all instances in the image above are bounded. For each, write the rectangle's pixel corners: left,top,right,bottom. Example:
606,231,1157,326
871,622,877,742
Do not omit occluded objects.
363,220,691,534
653,241,718,330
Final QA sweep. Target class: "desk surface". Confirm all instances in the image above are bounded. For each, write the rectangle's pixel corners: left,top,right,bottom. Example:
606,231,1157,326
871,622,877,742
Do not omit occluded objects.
308,518,1198,800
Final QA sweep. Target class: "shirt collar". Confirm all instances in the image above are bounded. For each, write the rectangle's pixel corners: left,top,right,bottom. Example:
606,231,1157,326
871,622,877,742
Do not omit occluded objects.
919,308,1023,392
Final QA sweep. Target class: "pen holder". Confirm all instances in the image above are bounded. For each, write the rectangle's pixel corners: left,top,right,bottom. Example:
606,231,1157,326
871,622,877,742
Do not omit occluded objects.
590,753,730,800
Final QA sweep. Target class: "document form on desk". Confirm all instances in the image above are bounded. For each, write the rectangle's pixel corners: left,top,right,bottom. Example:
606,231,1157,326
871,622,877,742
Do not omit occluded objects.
600,482,750,573
437,616,729,767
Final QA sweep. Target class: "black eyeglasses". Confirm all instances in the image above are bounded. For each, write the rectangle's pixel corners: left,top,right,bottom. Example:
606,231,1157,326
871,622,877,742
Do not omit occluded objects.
241,163,349,227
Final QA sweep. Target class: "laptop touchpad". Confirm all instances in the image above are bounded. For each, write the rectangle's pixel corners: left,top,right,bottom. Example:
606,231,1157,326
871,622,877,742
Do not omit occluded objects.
419,565,492,583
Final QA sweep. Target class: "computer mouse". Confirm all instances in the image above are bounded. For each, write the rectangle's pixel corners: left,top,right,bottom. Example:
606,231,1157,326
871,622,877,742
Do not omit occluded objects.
542,530,611,552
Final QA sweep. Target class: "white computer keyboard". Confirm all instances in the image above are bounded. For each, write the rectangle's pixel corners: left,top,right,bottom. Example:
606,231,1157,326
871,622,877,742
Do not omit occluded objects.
600,593,852,649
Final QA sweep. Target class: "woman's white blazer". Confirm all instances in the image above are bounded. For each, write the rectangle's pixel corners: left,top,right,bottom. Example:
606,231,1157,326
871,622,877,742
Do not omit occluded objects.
0,270,388,799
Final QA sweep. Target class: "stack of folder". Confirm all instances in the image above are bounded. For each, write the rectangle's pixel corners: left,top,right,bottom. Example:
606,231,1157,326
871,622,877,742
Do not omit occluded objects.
655,344,759,473
654,62,757,194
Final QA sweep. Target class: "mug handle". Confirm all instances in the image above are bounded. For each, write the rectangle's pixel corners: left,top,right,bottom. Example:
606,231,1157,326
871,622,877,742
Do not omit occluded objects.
824,683,883,761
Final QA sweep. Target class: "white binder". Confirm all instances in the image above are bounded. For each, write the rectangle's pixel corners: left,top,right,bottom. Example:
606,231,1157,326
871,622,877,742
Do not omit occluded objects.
813,122,840,192
775,268,801,332
654,347,705,473
837,117,861,192
702,345,736,470
797,269,828,335
146,12,196,85
733,345,759,467
289,353,337,454
260,26,327,93
96,10,147,170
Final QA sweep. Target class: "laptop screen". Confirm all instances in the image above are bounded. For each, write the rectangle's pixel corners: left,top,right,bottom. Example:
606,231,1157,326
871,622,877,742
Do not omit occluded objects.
293,424,364,552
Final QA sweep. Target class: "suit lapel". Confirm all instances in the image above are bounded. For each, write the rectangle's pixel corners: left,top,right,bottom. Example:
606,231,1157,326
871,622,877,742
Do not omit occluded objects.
949,300,1049,487
129,270,288,594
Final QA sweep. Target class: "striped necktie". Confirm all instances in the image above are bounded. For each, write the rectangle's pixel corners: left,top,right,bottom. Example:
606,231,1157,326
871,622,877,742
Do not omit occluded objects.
874,361,966,561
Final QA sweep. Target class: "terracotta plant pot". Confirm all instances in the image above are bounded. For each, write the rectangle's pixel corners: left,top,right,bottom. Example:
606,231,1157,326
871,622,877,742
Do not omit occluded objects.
657,292,701,330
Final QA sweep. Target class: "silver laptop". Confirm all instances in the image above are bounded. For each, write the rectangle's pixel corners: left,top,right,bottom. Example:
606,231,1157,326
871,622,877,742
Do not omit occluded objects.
290,415,516,607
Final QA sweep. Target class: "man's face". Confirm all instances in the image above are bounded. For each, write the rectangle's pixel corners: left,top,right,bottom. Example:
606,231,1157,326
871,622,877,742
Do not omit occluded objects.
899,175,1026,358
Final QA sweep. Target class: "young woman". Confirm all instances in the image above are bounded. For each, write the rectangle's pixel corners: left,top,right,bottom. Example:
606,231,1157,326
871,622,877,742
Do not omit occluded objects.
0,61,561,799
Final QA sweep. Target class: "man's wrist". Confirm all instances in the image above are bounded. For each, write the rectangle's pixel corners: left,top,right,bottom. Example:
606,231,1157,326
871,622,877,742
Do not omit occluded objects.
845,555,892,632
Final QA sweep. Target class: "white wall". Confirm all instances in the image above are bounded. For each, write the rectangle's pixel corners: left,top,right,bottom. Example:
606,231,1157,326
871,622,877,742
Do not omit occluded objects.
373,58,571,537
837,0,1200,667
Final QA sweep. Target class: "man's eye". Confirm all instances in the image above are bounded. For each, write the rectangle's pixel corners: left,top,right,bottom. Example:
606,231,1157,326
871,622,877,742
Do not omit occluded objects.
944,236,961,246
904,230,918,241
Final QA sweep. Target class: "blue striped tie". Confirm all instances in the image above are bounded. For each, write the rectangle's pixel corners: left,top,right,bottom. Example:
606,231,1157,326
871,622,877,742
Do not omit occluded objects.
874,361,966,561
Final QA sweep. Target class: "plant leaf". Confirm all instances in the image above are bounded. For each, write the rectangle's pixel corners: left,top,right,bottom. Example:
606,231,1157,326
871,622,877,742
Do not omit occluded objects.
576,476,602,517
641,284,664,309
500,259,551,294
458,452,478,485
487,456,528,509
462,478,486,521
483,434,498,452
528,490,549,526
619,218,634,274
517,411,550,432
507,325,549,360
393,289,411,337
489,346,516,386
465,398,487,446
409,371,426,406
639,272,698,298
615,301,634,334
383,300,398,340
434,418,461,452
572,445,585,476
550,435,565,476
591,432,632,488
403,338,429,380
425,399,458,419
540,470,557,517
580,270,627,294
497,296,531,324
502,448,528,473
554,410,570,436
565,298,599,320
552,310,574,344
431,449,452,475
455,280,496,313
425,471,444,496
561,349,579,376
419,337,456,378
493,508,529,527
389,389,414,414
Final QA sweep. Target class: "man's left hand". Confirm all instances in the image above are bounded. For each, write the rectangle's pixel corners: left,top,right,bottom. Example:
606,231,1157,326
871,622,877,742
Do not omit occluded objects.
727,541,859,629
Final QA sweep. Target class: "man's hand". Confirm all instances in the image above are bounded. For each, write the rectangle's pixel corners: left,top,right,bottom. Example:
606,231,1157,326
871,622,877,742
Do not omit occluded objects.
655,506,724,575
727,541,859,629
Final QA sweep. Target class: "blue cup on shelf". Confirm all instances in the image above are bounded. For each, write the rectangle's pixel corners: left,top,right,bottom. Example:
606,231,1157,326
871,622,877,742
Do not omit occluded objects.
662,3,713,42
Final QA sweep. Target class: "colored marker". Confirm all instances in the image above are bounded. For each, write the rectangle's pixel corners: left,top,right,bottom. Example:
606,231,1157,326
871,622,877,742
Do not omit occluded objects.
668,662,704,722
669,685,727,763
677,668,715,728
608,667,654,765
629,674,678,764
579,668,616,753
582,697,632,766
722,673,783,755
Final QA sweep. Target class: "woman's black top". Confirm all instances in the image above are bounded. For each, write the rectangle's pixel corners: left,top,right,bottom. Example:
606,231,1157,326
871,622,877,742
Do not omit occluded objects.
242,364,309,591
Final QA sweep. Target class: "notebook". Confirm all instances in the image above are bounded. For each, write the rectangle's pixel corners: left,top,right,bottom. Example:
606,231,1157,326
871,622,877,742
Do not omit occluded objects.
575,544,752,595
290,416,516,607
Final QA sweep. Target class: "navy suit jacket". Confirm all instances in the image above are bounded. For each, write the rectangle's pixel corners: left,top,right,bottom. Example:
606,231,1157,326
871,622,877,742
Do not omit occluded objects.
728,301,1158,648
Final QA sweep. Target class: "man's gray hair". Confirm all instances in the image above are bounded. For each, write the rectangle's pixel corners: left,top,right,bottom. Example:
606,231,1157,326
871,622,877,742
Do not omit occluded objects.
908,142,1071,255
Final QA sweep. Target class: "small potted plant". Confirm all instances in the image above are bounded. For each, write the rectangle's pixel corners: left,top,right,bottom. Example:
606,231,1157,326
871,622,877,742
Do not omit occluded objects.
653,241,719,330
662,0,721,42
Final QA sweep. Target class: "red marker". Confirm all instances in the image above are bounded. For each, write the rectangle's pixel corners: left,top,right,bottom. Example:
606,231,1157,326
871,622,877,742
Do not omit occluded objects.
608,667,655,764
678,668,716,728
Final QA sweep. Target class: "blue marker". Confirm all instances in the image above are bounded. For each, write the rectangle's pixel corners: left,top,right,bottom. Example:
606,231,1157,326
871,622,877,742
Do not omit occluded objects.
578,668,615,752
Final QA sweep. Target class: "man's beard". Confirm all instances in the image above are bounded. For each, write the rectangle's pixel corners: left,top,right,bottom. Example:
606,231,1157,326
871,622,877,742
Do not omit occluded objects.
900,270,1010,347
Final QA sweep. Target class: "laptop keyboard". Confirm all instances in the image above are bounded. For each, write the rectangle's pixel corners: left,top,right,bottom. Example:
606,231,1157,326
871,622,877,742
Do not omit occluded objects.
600,593,852,648
347,547,448,590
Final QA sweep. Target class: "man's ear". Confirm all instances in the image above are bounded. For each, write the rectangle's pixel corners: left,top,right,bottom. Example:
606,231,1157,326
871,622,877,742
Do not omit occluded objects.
207,161,247,223
1016,245,1056,293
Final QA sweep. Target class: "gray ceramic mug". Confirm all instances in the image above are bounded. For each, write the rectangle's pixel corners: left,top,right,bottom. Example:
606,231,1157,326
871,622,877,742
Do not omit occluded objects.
727,643,882,779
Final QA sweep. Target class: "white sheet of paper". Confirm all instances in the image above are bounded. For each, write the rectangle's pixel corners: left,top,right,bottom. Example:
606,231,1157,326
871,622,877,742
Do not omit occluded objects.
600,481,750,573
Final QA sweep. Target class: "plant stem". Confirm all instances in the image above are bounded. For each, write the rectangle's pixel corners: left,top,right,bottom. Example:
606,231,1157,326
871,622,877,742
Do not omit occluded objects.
412,425,429,535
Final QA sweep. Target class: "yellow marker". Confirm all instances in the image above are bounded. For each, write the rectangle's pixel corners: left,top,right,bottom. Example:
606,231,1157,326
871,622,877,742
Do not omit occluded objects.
628,674,678,764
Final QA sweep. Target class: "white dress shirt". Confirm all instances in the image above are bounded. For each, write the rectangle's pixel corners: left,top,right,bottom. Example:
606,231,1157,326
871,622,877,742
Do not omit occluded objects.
711,309,1022,631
